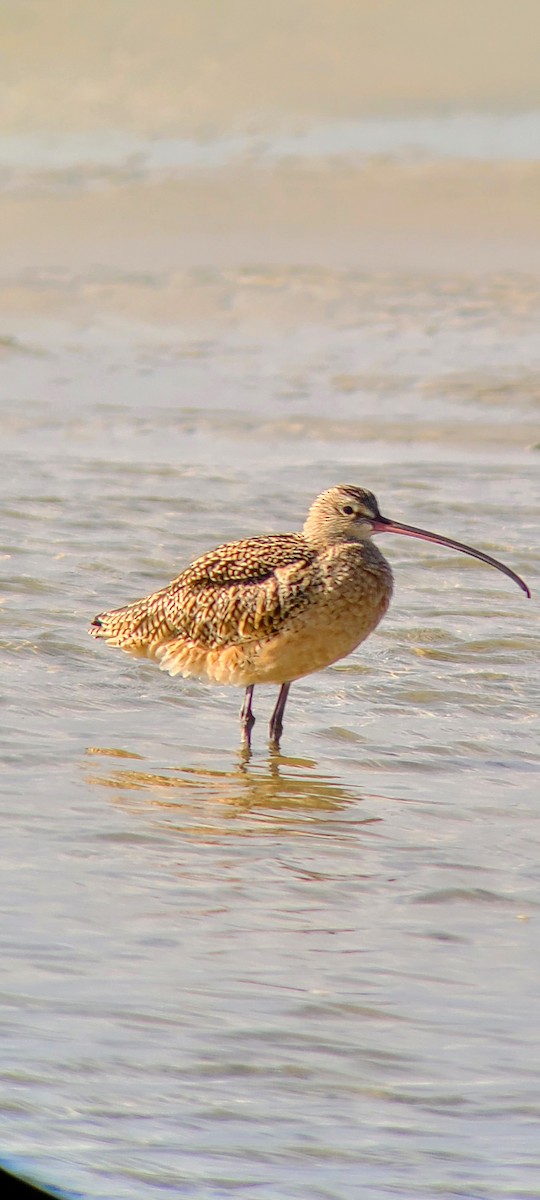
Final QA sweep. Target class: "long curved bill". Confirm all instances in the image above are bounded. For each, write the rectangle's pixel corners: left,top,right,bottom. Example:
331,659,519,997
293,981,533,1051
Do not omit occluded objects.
371,516,531,598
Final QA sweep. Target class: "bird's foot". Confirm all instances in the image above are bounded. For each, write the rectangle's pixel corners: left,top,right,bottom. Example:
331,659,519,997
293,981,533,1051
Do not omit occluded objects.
268,682,290,751
268,721,283,752
239,686,255,751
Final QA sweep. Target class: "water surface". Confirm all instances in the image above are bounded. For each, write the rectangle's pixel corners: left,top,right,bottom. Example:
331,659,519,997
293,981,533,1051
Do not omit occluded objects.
1,6,540,1195
2,268,539,1200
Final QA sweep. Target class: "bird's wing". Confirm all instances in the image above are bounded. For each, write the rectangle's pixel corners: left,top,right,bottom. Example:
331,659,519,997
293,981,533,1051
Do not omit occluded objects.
90,533,316,652
164,533,316,647
173,534,307,588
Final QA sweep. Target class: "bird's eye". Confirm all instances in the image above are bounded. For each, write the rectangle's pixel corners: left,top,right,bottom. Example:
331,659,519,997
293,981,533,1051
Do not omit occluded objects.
341,505,355,516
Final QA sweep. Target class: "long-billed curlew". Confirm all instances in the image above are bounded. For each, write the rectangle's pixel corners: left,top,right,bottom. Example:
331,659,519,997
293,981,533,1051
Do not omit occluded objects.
89,486,530,749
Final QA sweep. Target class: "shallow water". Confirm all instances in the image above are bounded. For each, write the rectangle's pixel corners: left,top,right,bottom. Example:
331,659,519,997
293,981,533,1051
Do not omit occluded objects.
2,4,540,1194
2,265,539,1200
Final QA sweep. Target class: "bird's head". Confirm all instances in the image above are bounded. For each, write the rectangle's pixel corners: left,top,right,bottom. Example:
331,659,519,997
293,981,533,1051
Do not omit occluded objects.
303,484,530,596
303,486,383,546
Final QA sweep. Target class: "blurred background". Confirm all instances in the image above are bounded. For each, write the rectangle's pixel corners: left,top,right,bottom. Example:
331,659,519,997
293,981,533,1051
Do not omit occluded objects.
2,4,540,1200
2,0,540,281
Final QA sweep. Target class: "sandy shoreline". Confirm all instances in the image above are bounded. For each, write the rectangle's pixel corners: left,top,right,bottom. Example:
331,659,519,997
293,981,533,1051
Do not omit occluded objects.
4,1,540,134
3,1,540,301
2,161,540,290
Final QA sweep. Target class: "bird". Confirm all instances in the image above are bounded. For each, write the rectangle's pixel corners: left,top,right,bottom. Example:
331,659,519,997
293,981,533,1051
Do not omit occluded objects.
89,485,530,750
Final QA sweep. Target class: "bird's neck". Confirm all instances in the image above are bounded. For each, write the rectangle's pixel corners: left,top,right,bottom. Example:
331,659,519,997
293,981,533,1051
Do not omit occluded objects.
302,524,370,552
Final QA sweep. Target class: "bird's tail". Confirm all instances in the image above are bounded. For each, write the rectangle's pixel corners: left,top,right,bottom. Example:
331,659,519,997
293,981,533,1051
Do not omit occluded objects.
89,588,173,657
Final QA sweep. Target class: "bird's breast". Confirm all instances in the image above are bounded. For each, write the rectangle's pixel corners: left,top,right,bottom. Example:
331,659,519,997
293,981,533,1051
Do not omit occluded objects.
244,541,393,685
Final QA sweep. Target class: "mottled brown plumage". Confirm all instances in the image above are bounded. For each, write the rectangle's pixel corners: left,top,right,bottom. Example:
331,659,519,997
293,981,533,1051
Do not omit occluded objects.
89,484,529,748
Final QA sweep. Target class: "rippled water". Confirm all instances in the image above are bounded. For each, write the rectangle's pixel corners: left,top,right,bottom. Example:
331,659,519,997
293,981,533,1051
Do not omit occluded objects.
1,262,539,1199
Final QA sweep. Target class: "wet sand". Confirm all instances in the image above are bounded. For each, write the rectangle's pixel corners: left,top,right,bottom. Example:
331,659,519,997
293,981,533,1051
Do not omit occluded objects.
3,2,540,287
4,0,540,133
1,161,540,297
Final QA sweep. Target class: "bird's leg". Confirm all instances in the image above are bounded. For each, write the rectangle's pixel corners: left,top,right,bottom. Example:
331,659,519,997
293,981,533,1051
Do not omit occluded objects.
239,685,256,749
269,683,291,749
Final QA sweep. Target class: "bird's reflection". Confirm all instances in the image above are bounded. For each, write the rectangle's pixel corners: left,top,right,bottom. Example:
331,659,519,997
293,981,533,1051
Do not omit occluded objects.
84,744,377,829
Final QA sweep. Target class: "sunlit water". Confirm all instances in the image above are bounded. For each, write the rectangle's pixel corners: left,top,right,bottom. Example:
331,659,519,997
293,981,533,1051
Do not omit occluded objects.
2,4,540,1192
1,259,539,1200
